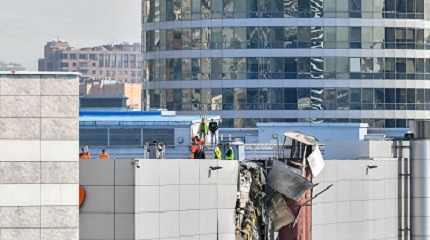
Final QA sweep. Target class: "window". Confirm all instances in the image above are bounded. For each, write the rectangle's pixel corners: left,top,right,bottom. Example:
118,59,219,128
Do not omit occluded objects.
349,0,362,17
285,88,298,110
298,27,311,48
201,0,211,19
79,54,88,60
350,58,361,72
361,27,373,48
336,27,349,48
192,0,201,19
336,57,349,79
211,0,222,18
211,28,223,49
385,88,395,109
223,0,234,17
349,27,362,48
350,88,361,109
362,88,374,109
324,0,336,17
323,88,337,110
297,88,311,110
374,88,385,109
337,88,350,110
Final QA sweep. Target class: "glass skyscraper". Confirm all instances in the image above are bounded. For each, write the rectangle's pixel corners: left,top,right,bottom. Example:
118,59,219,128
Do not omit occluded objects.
143,0,430,128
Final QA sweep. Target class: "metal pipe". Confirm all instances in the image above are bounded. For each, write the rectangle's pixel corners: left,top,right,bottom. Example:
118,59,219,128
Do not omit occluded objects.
405,145,410,240
396,139,410,240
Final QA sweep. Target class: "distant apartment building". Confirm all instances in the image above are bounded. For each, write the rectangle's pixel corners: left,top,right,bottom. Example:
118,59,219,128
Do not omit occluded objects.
0,61,26,71
80,80,142,110
39,41,143,83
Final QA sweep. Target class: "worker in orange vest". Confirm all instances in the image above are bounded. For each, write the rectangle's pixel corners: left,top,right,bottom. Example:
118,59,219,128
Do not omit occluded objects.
98,149,110,160
195,136,205,146
190,136,199,159
79,147,91,160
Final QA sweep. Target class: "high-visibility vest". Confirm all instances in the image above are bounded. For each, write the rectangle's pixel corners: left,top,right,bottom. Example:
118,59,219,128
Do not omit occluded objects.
200,122,208,135
191,144,199,159
80,152,91,160
214,147,222,160
99,153,109,160
225,148,234,160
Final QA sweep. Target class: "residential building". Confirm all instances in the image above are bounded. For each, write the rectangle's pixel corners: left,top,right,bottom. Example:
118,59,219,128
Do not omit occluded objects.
80,80,143,109
143,0,430,128
0,61,26,71
39,41,143,83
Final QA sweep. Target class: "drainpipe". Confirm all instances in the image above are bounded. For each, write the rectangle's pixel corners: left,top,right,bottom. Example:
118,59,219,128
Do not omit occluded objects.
394,138,410,240
410,121,430,240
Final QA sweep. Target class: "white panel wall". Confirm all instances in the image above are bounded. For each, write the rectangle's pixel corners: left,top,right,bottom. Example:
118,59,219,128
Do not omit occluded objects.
312,158,398,240
135,159,238,240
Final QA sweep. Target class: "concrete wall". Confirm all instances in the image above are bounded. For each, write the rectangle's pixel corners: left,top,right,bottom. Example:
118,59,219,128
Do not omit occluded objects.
0,73,79,240
312,158,398,240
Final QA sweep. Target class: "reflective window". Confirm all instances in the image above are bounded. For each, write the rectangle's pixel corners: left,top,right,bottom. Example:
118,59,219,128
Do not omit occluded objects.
151,87,430,126
201,0,211,19
349,0,362,18
146,26,430,52
323,88,337,110
146,56,430,82
143,0,425,23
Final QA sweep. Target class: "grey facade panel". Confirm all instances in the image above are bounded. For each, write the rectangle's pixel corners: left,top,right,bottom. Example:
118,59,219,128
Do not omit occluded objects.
79,213,115,240
80,161,115,186
79,186,115,213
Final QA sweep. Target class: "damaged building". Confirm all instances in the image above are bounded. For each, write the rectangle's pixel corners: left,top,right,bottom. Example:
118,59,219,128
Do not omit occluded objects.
79,123,417,240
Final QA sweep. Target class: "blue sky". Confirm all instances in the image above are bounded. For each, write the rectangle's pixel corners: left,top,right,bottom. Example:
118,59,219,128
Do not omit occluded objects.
0,0,141,70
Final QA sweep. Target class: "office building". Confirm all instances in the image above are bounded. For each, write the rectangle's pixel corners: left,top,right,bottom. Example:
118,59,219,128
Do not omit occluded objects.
39,41,143,83
143,0,430,128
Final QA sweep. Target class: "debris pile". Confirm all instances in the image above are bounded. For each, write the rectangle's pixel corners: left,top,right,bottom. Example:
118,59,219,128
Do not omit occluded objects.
236,162,267,240
235,132,328,240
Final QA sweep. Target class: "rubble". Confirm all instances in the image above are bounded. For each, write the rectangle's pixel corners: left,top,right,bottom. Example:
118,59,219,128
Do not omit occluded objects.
236,132,328,240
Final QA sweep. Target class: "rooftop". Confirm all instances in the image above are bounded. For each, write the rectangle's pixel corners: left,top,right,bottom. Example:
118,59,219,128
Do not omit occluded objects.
79,111,220,126
0,71,81,76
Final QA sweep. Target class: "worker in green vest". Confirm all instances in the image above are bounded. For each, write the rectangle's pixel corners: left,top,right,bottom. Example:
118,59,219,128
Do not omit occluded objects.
199,118,209,140
214,144,222,160
225,143,234,160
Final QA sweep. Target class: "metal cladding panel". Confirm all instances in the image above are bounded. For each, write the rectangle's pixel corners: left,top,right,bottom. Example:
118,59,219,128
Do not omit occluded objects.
411,139,430,240
411,140,430,161
411,197,430,217
411,216,430,238
411,121,430,139
268,160,314,201
411,179,430,198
